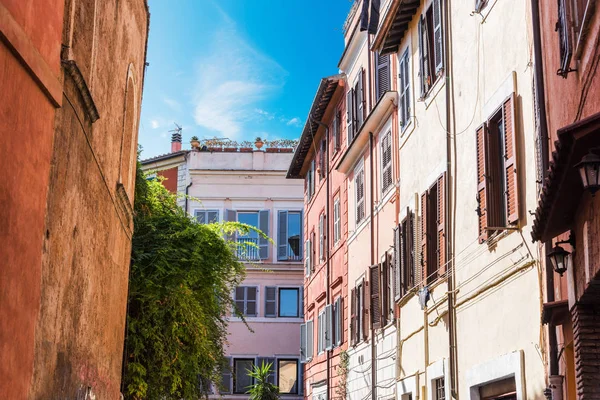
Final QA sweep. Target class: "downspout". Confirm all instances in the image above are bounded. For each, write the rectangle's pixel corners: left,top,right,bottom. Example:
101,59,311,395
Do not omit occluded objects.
310,117,332,400
184,153,192,214
530,0,558,378
443,0,458,397
369,131,377,400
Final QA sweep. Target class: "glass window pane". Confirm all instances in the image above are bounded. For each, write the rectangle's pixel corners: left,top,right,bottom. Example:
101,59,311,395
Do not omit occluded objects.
278,360,298,394
238,212,259,238
196,211,206,224
235,359,254,393
279,288,299,317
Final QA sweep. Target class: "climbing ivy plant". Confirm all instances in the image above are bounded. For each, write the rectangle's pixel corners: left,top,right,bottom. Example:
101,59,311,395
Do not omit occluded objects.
122,163,250,399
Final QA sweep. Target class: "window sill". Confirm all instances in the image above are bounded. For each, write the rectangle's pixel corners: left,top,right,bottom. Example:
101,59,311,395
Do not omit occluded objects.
420,73,445,109
347,215,371,246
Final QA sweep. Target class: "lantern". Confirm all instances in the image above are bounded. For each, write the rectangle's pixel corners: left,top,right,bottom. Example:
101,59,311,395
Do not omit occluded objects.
575,151,600,195
547,245,571,276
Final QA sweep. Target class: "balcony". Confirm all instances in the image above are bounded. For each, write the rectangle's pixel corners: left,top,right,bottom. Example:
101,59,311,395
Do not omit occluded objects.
236,237,260,261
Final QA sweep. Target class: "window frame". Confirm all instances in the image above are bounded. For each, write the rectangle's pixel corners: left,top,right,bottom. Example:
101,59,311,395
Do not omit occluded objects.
333,196,341,245
233,358,255,394
277,358,300,395
418,0,444,99
399,48,411,131
355,161,366,225
278,287,301,318
234,286,258,317
194,209,220,224
380,130,393,195
277,210,303,262
317,308,326,354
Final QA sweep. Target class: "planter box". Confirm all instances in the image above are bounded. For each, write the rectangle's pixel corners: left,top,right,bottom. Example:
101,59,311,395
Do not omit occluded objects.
209,147,223,152
240,148,253,152
279,148,293,153
265,148,279,153
223,147,237,152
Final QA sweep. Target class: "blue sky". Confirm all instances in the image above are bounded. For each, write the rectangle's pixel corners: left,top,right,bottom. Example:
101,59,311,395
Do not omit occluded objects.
139,0,353,158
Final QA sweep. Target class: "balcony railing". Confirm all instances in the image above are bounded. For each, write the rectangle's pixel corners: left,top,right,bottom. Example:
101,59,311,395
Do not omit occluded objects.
236,237,260,261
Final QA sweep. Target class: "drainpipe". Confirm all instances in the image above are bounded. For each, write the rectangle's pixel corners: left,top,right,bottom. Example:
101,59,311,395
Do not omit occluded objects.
310,117,332,400
443,0,458,397
369,131,377,400
530,0,558,379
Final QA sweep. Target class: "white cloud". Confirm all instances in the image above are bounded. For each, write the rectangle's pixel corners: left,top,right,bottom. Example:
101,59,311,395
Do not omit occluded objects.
286,117,302,127
193,13,287,139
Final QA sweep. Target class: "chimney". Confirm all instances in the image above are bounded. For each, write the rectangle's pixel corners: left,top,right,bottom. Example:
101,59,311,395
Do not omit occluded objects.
171,130,182,152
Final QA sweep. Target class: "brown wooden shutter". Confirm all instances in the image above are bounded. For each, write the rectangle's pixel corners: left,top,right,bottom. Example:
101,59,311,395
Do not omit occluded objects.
350,288,356,345
394,225,402,300
381,255,389,326
361,280,368,340
407,210,415,289
437,173,446,276
420,192,428,284
347,89,354,141
503,94,520,225
476,123,489,243
370,265,381,329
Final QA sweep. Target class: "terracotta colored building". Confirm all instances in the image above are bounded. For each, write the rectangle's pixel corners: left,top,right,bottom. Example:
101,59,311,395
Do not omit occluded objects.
0,0,148,398
531,1,600,399
287,74,350,400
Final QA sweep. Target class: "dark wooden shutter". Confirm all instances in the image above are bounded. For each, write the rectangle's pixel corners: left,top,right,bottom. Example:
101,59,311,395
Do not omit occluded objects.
278,211,288,260
437,173,446,276
370,265,381,329
361,280,368,340
418,15,429,97
357,69,365,128
246,287,257,316
420,192,428,284
350,288,356,345
381,256,389,326
258,210,270,259
557,0,572,78
503,94,520,225
476,123,489,243
265,286,277,317
220,357,232,394
407,211,415,289
376,52,390,100
433,0,443,74
347,89,354,142
394,225,402,301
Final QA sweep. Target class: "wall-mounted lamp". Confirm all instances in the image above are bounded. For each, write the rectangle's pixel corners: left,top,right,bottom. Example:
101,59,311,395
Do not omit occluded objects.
547,245,571,276
575,151,600,195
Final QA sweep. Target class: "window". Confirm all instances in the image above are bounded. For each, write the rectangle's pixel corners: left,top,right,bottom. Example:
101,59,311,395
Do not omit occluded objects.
278,359,299,394
420,174,446,285
227,210,270,260
333,108,342,153
347,68,366,143
383,252,395,324
355,165,365,224
333,197,341,245
557,0,572,78
195,209,219,224
317,309,325,354
278,211,303,261
257,357,276,385
316,306,333,353
375,52,390,101
399,49,411,129
395,211,415,299
369,264,382,329
234,359,254,394
300,319,314,362
305,236,312,276
350,280,365,345
234,286,257,317
319,138,327,180
433,377,446,400
279,288,300,317
333,296,343,347
381,131,393,194
474,0,488,13
418,0,443,97
220,357,232,394
475,94,519,242
306,160,315,202
319,213,326,262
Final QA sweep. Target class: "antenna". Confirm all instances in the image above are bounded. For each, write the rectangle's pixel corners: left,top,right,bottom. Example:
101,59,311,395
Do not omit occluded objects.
168,122,182,143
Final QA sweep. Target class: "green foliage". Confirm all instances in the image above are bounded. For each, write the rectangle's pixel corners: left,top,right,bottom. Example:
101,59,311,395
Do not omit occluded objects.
122,164,247,399
247,362,280,400
335,350,349,399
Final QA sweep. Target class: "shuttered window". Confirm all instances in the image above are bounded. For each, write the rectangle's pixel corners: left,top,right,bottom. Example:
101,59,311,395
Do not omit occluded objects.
355,68,366,131
418,0,444,98
333,296,343,347
355,165,366,224
386,253,395,322
350,279,366,345
333,109,342,153
195,209,219,224
265,286,277,317
381,131,393,194
319,138,327,180
370,264,381,329
475,94,520,242
399,49,411,130
220,357,232,394
394,225,402,301
400,210,415,296
333,197,341,245
319,213,326,262
278,210,303,261
420,173,446,285
234,359,255,394
347,88,355,143
375,52,390,101
234,286,258,317
325,304,333,351
306,160,315,202
557,0,573,78
317,309,325,354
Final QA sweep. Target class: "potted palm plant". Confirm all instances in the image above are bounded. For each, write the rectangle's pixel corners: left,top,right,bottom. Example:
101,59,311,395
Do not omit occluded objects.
247,362,280,400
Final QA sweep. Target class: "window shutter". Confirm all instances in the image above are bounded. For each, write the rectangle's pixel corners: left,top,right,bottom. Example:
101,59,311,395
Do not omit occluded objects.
557,0,572,78
300,323,307,362
325,304,333,350
258,210,270,259
318,215,324,261
420,192,428,284
370,265,381,329
307,319,314,360
361,280,368,340
335,297,343,346
503,94,520,225
311,231,316,272
399,54,406,125
394,225,402,300
299,286,304,318
418,15,429,97
476,123,489,243
335,110,342,151
333,111,339,153
381,256,389,326
278,211,288,260
347,89,354,142
437,173,446,276
382,132,393,192
433,0,443,74
304,239,310,276
225,209,238,241
408,210,415,288
376,52,390,101
247,287,257,316
357,69,366,128
350,288,356,345
265,286,277,317
220,357,232,394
